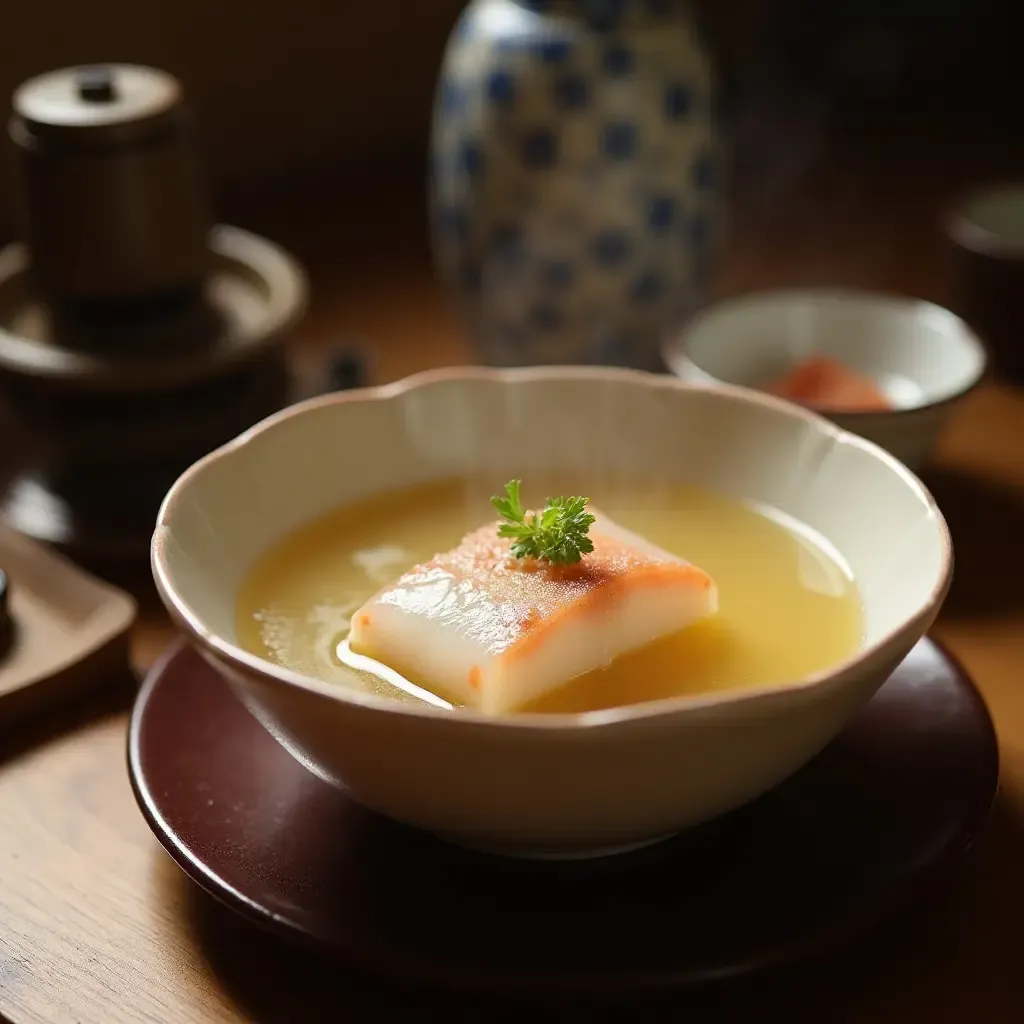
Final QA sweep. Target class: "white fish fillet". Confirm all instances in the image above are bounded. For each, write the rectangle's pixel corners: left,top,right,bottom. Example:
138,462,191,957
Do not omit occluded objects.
348,509,718,714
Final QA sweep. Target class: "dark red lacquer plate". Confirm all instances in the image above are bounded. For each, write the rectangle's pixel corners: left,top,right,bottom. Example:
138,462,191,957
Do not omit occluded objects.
128,638,998,994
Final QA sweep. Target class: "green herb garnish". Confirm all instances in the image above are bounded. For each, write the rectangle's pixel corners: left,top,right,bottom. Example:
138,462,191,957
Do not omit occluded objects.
491,479,596,565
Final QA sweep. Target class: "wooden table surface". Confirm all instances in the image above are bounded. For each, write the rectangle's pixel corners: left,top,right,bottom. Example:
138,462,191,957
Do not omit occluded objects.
4,126,1024,1022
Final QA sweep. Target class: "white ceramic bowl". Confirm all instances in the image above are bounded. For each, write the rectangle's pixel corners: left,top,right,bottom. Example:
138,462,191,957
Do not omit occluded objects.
662,289,988,471
152,367,951,859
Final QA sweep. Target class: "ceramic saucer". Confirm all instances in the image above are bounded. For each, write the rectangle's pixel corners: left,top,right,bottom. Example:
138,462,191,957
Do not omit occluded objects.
128,638,997,994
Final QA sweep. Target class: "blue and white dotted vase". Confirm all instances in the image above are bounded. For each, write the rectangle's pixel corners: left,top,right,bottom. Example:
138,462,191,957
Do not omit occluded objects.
429,0,721,370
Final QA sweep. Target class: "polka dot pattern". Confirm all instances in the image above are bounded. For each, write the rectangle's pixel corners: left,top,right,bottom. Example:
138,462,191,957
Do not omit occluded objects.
430,0,721,369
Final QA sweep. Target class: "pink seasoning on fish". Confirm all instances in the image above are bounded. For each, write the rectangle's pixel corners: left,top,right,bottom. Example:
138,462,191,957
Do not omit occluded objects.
348,509,718,714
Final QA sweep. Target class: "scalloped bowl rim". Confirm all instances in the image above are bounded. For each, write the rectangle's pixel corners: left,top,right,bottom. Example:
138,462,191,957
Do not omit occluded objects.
152,365,953,732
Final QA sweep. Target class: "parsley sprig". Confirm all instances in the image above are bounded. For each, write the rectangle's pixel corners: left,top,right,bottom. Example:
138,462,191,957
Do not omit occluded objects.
491,479,596,565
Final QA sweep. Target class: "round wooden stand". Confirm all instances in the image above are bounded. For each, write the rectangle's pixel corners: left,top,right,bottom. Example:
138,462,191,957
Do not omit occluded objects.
0,226,306,566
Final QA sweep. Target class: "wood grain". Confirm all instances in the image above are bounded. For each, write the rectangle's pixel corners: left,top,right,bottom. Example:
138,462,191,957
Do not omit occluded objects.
3,124,1024,1022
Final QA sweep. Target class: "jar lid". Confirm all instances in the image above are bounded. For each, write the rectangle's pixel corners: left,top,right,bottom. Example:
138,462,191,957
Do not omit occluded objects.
12,64,182,141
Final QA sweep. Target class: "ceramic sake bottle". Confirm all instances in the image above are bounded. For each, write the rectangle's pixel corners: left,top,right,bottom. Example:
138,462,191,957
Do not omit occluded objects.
429,0,721,369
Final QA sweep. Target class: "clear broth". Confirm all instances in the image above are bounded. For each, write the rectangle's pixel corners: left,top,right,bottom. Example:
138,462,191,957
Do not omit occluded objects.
235,476,864,714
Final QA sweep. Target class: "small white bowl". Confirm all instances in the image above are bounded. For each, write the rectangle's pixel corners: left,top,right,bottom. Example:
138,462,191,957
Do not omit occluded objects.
662,289,988,471
152,367,951,859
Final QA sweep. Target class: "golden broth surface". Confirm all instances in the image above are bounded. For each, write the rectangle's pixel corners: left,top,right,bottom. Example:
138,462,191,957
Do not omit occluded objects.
235,477,864,713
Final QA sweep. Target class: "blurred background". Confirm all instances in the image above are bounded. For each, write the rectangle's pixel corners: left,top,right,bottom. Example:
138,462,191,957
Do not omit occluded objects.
0,0,1020,572
1,0,1019,268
